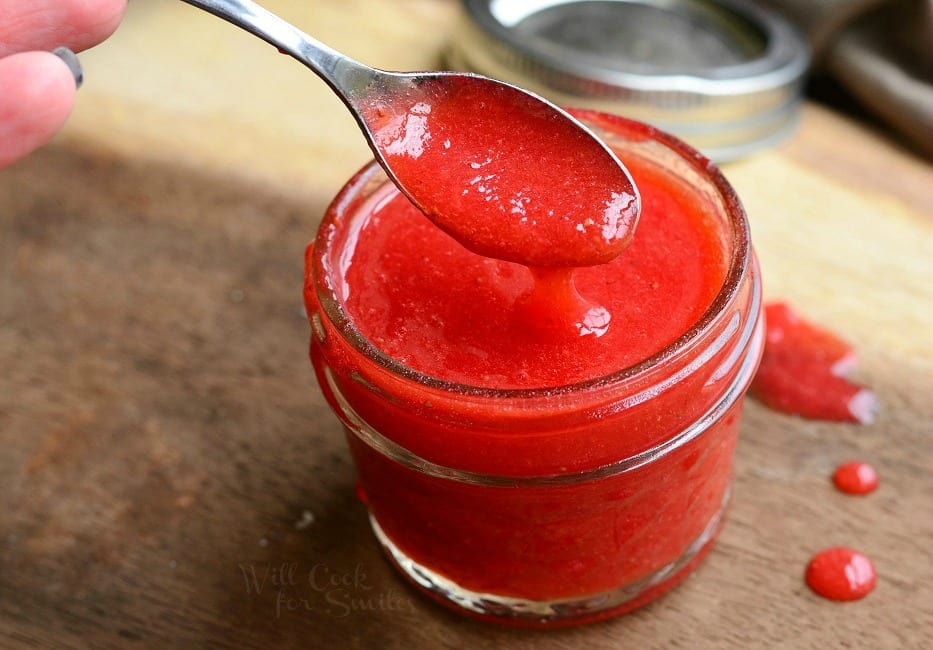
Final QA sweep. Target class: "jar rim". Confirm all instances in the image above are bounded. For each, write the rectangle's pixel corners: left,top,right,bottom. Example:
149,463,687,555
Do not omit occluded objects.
310,111,751,399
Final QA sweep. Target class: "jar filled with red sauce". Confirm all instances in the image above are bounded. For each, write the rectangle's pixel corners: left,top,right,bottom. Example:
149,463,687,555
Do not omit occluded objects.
304,110,764,625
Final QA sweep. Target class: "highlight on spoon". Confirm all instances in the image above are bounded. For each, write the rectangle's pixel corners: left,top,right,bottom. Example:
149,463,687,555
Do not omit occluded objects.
359,74,641,268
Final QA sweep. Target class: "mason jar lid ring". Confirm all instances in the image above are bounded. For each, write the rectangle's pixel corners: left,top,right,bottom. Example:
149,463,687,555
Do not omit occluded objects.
448,0,811,160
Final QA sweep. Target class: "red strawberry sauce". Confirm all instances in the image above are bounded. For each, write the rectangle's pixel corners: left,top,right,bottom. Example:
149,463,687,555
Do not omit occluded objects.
806,547,877,601
306,111,761,622
750,302,877,423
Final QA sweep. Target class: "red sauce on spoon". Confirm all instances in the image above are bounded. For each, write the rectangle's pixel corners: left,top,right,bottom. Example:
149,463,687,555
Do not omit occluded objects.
369,78,640,268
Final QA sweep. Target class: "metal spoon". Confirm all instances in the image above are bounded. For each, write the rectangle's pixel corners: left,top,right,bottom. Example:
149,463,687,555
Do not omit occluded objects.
179,0,640,266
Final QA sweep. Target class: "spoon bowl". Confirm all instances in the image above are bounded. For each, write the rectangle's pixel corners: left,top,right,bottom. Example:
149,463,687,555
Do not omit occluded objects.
180,0,640,266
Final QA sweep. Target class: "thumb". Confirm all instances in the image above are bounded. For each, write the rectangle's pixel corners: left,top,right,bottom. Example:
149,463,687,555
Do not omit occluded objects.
0,50,80,169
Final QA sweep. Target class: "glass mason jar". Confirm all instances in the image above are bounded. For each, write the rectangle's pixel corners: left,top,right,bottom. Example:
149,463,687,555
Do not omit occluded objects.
304,110,764,626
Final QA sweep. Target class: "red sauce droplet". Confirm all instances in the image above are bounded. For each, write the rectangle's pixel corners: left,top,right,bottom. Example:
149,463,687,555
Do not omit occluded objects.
750,302,878,424
833,461,879,495
805,547,876,601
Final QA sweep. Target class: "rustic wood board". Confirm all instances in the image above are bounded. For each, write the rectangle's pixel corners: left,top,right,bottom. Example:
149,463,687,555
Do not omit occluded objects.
1,1,931,648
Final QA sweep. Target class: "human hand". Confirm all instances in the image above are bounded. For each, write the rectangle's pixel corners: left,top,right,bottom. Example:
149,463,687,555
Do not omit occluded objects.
0,0,127,168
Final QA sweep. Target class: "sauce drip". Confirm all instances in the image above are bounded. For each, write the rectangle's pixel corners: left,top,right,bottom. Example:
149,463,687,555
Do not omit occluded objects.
833,461,879,495
750,302,878,423
368,77,640,268
805,547,877,601
515,268,611,340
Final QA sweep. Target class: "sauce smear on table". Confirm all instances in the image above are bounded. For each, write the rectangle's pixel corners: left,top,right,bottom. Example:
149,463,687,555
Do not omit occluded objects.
750,302,878,423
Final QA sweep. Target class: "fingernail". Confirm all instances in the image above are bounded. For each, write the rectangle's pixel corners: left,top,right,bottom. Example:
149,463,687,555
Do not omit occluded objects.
52,46,83,89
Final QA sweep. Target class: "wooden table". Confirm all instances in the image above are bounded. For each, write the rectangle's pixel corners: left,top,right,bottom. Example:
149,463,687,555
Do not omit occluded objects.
1,1,931,647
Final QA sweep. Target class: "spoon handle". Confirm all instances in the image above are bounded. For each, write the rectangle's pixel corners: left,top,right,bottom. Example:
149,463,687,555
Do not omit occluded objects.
179,0,376,98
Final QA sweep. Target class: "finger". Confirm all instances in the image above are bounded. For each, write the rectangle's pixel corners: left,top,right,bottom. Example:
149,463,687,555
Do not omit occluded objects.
0,51,77,169
0,0,128,57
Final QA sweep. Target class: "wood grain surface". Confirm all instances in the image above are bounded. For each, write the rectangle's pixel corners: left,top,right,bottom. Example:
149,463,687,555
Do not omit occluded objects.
1,1,931,648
